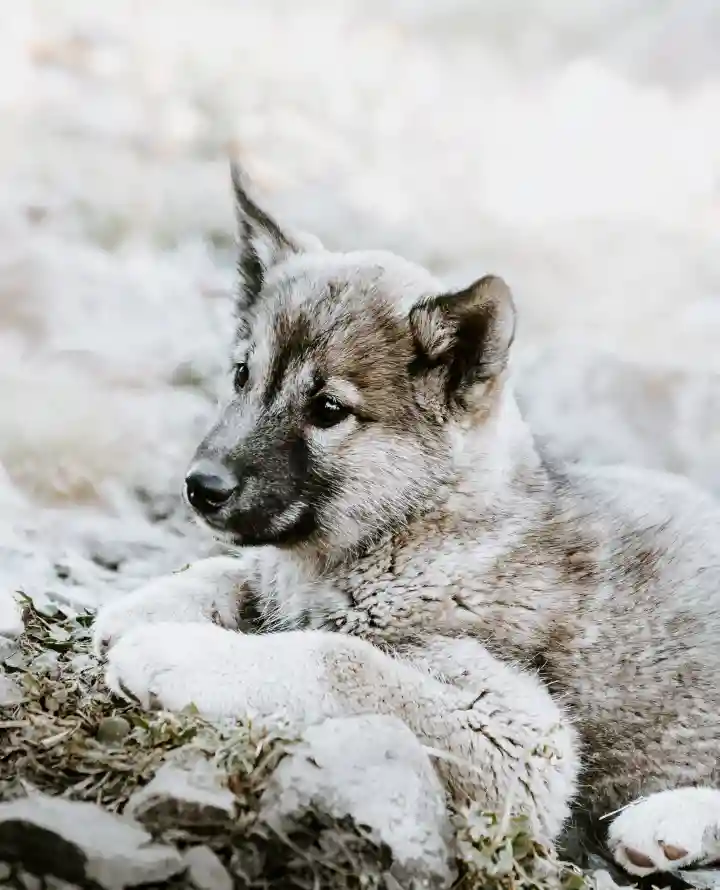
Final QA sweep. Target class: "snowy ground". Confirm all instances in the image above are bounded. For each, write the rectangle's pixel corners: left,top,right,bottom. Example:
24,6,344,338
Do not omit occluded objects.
1,0,720,612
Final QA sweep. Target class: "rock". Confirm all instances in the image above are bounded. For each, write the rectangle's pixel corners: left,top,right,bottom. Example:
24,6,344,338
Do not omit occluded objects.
0,674,23,706
0,590,24,662
43,880,83,890
261,714,455,889
17,872,42,890
0,791,184,889
183,845,233,890
125,759,236,832
12,877,82,890
69,653,93,673
588,869,626,889
96,716,132,744
0,590,23,636
678,870,720,889
28,649,60,678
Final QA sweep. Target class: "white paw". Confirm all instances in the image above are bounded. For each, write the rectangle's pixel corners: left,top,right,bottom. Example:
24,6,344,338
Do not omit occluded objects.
104,622,339,726
608,788,720,876
105,622,250,715
92,557,245,656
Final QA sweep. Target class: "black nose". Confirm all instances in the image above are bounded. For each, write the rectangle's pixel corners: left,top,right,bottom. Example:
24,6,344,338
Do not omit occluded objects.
185,465,236,515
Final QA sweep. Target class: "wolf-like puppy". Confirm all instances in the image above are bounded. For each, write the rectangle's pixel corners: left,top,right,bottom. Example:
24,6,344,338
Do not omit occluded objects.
94,166,720,876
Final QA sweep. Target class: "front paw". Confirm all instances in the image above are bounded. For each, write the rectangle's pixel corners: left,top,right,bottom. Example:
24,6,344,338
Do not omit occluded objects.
104,623,338,726
104,623,250,715
93,593,151,659
92,557,244,657
92,582,184,658
608,787,720,876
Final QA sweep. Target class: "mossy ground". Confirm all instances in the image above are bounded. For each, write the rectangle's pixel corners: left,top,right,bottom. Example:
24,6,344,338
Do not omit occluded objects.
1,598,592,890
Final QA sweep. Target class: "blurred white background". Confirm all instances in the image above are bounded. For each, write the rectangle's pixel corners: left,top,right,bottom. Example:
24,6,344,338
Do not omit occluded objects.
1,0,719,610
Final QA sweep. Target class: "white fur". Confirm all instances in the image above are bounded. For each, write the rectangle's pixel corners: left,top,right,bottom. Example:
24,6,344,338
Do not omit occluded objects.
91,218,720,875
92,555,257,656
101,611,578,841
608,788,720,875
105,623,332,725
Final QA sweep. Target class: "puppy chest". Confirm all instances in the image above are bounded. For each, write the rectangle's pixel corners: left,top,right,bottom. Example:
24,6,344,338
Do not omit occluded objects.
324,546,472,645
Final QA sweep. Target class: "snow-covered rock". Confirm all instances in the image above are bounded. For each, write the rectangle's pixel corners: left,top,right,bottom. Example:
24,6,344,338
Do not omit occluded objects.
0,792,184,889
125,759,236,831
261,714,456,889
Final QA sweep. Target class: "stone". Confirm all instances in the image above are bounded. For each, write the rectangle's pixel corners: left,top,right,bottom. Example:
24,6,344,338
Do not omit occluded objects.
96,716,131,744
183,845,232,890
588,869,626,890
678,870,720,889
69,653,93,673
0,674,23,707
125,759,236,832
0,791,184,889
0,590,24,663
0,590,23,637
17,873,42,890
28,650,60,678
260,714,455,889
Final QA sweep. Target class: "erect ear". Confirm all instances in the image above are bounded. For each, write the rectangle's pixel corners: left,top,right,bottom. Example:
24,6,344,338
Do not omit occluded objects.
230,162,304,310
409,274,516,405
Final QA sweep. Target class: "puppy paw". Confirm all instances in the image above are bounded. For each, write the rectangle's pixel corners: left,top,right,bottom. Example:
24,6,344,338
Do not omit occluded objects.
92,557,245,657
103,622,337,726
104,622,250,715
608,788,720,876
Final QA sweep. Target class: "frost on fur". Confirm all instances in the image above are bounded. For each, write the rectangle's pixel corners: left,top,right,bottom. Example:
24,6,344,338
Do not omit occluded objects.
92,166,720,884
1,600,591,890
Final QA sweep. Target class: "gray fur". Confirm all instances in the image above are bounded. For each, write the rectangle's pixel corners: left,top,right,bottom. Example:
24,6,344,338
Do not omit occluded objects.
94,168,720,874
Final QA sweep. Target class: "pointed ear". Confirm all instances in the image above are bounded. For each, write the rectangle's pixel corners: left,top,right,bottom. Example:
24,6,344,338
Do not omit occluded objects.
230,162,302,310
409,274,516,405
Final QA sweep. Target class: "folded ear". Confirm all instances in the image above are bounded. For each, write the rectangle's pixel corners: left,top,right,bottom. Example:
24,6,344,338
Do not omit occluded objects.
230,162,302,311
409,274,516,407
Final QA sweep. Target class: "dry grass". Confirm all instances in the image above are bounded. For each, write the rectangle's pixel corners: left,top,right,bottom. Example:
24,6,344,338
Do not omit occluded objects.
0,598,590,890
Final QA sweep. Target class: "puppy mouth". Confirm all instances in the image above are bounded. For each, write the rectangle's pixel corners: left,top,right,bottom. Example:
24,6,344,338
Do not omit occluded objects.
195,501,317,547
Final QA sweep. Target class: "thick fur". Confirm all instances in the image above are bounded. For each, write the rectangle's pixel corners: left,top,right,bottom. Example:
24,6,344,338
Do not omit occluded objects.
94,167,720,873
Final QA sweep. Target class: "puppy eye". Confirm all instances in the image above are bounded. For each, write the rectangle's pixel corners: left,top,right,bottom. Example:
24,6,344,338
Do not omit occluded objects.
309,395,351,429
233,362,249,391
